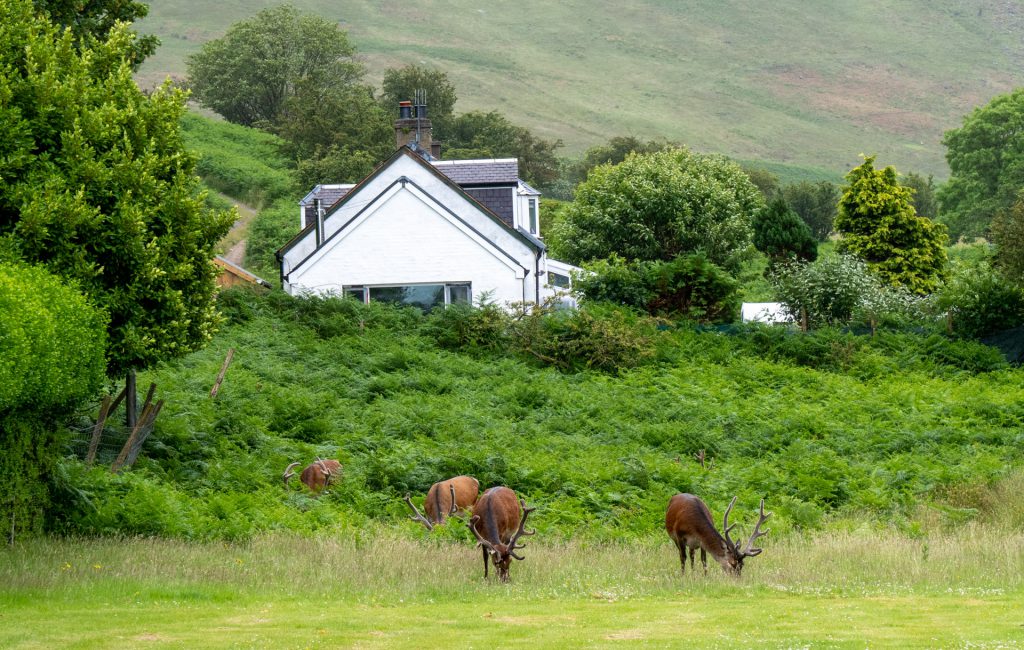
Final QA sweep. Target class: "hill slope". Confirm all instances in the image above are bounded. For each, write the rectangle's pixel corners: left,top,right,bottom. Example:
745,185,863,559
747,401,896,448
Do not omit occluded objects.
136,0,1023,178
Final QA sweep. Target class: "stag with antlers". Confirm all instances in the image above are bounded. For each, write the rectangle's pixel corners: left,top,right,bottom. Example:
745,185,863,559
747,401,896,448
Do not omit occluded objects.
467,486,536,582
665,493,771,576
403,475,480,531
282,459,341,493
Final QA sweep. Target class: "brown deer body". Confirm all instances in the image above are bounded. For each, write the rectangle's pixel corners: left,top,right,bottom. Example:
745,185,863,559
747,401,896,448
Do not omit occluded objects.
665,493,771,576
283,459,341,493
403,475,480,530
468,486,536,582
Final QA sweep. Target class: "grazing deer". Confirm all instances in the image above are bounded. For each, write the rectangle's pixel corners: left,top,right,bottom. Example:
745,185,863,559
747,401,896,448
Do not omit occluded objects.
665,493,771,576
467,486,536,582
403,475,480,531
282,459,342,493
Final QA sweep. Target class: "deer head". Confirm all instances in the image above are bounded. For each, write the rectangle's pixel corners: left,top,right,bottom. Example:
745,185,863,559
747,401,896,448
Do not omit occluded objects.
720,497,772,575
468,498,536,582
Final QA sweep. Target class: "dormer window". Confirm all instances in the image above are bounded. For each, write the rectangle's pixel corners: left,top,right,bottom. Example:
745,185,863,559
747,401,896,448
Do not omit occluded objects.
528,198,538,235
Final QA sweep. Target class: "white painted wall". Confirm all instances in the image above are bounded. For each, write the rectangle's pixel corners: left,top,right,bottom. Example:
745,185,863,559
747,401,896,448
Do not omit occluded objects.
282,152,545,307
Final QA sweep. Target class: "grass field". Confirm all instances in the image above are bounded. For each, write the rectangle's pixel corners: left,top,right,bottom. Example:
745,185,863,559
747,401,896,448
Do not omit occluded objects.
2,526,1022,648
135,0,1024,178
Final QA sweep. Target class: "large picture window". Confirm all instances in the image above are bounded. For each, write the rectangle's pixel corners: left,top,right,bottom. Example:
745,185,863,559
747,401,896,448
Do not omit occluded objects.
344,283,471,312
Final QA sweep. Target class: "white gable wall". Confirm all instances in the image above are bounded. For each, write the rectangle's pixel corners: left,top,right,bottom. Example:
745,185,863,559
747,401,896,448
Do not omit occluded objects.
282,153,543,305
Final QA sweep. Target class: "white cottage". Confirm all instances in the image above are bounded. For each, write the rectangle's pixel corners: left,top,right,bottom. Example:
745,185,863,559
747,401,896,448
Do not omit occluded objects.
277,101,578,310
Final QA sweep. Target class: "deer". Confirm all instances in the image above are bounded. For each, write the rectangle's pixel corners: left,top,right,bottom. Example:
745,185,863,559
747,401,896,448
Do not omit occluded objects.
467,486,536,582
402,475,480,531
282,459,342,493
665,493,771,576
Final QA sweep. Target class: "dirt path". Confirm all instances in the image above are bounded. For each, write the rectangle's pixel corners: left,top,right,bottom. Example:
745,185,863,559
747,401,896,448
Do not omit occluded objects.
216,193,258,267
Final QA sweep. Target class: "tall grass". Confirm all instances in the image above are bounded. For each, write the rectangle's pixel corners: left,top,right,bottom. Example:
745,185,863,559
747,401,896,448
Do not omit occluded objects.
4,521,1021,603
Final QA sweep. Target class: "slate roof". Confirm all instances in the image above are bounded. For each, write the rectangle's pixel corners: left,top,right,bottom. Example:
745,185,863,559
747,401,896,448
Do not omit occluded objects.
300,184,354,228
431,158,519,186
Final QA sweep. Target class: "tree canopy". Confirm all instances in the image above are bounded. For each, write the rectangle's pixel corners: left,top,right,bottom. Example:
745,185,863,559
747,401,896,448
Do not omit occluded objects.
442,110,562,188
835,156,948,294
552,148,763,270
782,180,838,241
991,193,1024,286
939,88,1024,240
380,64,457,131
753,198,818,270
187,4,363,128
0,0,234,377
33,0,158,66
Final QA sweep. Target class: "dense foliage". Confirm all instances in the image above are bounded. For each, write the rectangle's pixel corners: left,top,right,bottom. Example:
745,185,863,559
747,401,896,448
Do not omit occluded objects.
835,157,948,294
990,194,1024,286
33,0,157,66
939,88,1024,240
380,64,458,133
573,254,740,323
0,262,107,539
753,198,818,270
187,4,363,128
442,110,562,188
552,149,764,270
0,0,234,378
902,172,939,221
937,261,1024,339
782,180,839,241
770,254,927,329
50,288,1022,541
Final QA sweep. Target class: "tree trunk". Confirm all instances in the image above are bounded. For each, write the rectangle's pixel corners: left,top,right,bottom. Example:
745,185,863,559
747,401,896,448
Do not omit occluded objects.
125,370,137,429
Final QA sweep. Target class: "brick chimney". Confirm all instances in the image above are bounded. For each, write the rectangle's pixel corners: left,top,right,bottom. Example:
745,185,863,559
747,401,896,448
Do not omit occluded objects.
394,92,433,156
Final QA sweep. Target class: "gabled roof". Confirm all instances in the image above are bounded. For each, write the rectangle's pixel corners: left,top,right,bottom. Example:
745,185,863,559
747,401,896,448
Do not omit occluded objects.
300,184,354,207
276,147,542,263
431,158,519,185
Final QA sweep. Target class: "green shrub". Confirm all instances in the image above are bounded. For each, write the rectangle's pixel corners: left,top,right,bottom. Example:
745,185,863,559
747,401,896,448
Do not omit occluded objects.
574,253,739,322
0,262,107,539
938,261,1024,338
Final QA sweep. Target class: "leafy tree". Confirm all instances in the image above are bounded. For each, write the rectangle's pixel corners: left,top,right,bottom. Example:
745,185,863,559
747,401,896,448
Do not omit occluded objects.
771,254,924,328
187,4,363,128
743,167,782,202
1,261,107,539
782,180,839,241
553,148,763,271
0,1,234,386
939,88,1024,240
571,253,739,323
835,156,948,294
753,198,817,271
565,136,676,187
33,0,158,66
990,194,1024,285
277,82,393,185
380,64,457,132
442,110,562,188
901,172,939,220
937,260,1024,338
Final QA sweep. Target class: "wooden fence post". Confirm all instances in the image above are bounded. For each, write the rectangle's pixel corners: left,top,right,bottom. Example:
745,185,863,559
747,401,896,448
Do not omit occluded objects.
210,348,235,398
86,395,112,465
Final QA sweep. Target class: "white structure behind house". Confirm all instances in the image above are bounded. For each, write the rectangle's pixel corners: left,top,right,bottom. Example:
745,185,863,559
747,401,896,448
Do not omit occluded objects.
741,302,794,324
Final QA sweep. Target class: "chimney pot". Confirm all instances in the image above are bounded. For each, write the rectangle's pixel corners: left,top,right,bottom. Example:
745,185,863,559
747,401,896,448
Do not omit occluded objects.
399,101,413,119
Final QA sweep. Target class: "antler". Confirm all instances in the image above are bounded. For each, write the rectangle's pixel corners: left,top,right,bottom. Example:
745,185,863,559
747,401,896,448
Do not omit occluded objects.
722,496,739,552
403,494,434,531
282,462,300,488
740,499,772,557
448,483,459,517
468,515,495,551
315,458,336,489
508,499,537,561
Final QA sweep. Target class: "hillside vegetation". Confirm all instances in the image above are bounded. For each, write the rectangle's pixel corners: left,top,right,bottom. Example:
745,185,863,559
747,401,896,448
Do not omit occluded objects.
137,0,1024,178
53,289,1024,542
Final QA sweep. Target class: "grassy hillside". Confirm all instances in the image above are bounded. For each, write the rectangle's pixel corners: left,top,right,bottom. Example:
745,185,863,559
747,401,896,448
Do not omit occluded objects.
136,0,1024,178
53,289,1024,542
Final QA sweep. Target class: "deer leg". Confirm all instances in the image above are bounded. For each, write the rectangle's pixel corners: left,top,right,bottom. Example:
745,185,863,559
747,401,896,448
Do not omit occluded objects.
688,545,696,571
482,546,489,579
700,548,708,575
677,545,687,576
